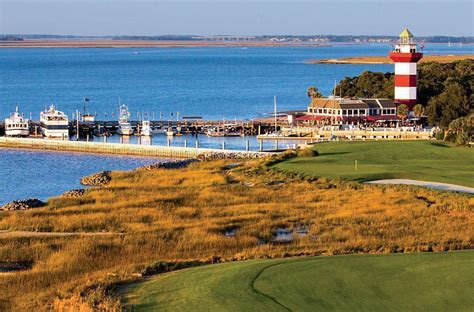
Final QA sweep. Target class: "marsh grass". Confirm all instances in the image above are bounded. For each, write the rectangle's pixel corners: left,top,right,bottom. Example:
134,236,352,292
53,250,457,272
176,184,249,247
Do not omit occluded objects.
0,159,472,310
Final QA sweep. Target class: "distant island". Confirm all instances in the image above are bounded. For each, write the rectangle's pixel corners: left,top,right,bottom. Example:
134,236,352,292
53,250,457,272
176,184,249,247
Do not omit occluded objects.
308,54,474,64
1,34,473,47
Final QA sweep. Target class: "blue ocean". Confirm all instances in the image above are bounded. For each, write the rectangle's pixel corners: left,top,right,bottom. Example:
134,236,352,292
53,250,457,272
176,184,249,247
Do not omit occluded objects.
0,43,471,204
1,43,471,121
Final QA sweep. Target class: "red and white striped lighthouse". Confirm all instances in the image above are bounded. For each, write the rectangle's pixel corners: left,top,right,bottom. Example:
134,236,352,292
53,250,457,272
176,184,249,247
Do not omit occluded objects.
389,28,423,110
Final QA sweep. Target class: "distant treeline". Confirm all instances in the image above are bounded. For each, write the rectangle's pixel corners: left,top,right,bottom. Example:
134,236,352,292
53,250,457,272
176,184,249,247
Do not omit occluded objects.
0,36,24,41
2,34,473,43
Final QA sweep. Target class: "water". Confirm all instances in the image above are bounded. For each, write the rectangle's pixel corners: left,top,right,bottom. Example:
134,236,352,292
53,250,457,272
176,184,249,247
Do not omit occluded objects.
0,43,472,204
1,43,471,121
79,133,304,151
0,149,161,205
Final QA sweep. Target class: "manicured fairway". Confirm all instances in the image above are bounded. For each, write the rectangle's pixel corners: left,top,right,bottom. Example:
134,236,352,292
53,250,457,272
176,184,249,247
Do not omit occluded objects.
122,251,474,311
275,141,474,187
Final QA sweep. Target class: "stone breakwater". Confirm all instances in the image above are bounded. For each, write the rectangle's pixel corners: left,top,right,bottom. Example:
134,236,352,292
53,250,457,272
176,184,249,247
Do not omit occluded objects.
0,137,276,159
197,151,274,161
80,171,112,187
135,159,198,171
61,189,86,198
0,199,45,211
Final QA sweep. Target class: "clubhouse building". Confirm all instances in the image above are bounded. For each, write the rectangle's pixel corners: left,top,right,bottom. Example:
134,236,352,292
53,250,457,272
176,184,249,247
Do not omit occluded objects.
300,97,399,125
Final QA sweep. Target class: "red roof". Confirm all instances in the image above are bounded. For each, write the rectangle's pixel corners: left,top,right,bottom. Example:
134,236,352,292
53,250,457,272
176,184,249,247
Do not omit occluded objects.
366,115,400,121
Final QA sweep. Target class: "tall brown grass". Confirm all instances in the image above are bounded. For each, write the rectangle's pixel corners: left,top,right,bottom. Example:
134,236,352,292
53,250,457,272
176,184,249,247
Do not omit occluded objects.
0,159,472,311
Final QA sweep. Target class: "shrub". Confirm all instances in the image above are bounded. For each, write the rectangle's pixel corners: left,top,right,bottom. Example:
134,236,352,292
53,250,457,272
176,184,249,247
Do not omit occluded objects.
298,148,319,158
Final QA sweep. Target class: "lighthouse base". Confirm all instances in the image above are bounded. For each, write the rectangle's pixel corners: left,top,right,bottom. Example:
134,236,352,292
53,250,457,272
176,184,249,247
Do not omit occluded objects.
395,99,417,110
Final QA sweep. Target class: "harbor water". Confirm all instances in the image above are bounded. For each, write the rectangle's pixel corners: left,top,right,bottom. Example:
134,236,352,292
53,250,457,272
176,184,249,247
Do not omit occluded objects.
0,148,162,205
0,43,472,204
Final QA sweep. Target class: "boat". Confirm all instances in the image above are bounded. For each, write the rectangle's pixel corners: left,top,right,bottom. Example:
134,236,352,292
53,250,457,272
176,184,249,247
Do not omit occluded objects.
117,104,133,136
5,106,29,137
206,126,243,137
140,120,153,136
81,97,95,123
40,104,69,139
151,126,167,134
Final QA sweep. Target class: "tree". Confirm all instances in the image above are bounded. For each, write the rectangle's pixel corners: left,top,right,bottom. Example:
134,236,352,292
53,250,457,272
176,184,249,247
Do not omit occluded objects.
397,104,409,121
307,86,323,99
413,104,425,117
426,82,471,129
448,115,473,145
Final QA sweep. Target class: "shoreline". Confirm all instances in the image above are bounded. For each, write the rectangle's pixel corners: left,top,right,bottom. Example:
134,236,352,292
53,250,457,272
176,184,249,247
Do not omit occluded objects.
0,40,333,49
307,54,474,64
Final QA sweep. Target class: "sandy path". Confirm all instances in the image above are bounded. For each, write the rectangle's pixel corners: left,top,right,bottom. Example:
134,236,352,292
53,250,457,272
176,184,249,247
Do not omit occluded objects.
367,179,474,194
0,230,123,238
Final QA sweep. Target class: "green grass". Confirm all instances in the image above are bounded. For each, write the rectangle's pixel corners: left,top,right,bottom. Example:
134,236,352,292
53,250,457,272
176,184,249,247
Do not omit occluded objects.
275,141,474,187
122,251,474,311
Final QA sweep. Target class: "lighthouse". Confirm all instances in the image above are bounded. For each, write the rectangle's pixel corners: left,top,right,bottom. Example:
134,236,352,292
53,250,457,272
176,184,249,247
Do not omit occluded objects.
389,28,423,110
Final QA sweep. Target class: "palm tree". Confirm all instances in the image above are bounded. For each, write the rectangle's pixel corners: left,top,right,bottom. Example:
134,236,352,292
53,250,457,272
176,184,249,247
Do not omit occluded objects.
397,104,409,122
307,86,323,99
413,104,425,117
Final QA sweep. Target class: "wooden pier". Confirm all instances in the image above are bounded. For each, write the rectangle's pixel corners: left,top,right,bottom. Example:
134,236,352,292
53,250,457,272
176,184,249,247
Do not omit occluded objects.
0,137,273,159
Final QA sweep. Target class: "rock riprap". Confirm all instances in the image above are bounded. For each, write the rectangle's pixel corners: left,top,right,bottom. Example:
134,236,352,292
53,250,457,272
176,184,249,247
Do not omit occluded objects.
135,159,198,171
61,189,86,198
197,152,272,161
80,171,112,186
1,199,45,211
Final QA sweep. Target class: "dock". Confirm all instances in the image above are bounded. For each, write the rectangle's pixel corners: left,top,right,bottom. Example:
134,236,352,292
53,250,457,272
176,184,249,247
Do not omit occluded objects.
258,128,433,141
0,137,273,159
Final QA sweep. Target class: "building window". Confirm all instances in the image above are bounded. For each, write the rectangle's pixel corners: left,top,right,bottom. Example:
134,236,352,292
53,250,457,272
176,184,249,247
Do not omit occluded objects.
342,109,347,115
382,109,387,115
348,109,352,115
359,109,365,115
318,109,323,114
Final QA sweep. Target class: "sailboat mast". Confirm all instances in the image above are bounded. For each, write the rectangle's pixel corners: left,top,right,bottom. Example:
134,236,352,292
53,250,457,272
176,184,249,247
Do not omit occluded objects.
274,96,277,134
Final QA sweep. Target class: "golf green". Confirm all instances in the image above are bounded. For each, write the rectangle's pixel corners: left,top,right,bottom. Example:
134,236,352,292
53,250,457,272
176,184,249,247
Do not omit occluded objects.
275,141,474,187
122,251,474,311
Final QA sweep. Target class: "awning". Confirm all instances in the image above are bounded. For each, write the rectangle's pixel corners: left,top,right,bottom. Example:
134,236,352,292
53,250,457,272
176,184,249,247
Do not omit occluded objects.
366,115,400,122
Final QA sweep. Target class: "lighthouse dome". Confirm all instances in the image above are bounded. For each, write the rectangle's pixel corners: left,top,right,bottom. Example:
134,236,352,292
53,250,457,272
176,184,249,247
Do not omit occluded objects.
399,28,414,44
400,28,414,38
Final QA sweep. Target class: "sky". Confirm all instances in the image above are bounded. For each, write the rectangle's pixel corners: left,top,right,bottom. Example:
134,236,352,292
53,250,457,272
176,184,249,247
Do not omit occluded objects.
0,0,473,36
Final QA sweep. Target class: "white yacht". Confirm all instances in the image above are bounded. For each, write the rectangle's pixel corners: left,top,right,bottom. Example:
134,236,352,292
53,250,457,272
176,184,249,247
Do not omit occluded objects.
117,104,133,136
5,107,29,137
151,125,167,135
140,120,153,136
40,104,69,139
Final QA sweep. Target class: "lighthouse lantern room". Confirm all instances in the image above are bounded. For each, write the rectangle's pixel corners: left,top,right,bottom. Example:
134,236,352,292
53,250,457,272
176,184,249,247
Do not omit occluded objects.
389,28,423,110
